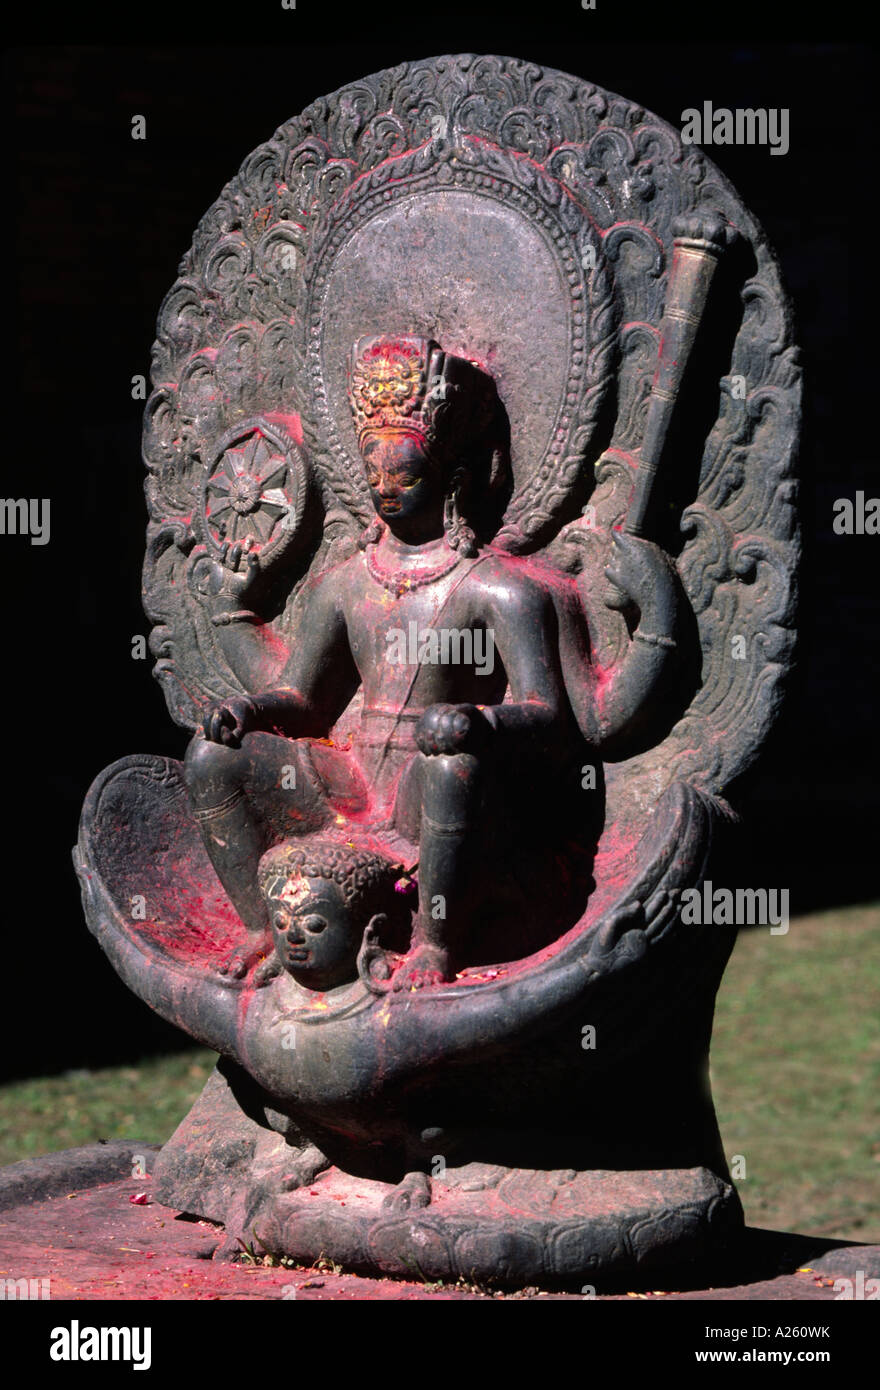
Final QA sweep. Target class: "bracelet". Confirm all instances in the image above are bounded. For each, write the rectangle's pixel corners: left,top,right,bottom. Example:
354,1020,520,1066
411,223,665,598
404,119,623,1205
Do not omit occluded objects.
211,610,259,627
634,627,677,650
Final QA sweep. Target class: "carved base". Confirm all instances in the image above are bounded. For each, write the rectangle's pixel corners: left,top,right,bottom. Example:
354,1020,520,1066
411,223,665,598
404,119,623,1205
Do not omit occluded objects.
153,1065,742,1288
230,1163,741,1289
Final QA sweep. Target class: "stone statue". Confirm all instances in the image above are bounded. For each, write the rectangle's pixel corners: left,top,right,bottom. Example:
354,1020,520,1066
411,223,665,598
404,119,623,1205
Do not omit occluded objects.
75,55,800,1287
185,332,677,992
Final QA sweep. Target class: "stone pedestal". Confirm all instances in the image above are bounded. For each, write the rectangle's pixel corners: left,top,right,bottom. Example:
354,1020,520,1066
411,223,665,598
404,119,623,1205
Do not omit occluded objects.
153,1063,742,1288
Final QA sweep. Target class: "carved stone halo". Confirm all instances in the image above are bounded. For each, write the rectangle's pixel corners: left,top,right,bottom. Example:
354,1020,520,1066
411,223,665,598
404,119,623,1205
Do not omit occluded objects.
297,131,610,548
199,416,308,570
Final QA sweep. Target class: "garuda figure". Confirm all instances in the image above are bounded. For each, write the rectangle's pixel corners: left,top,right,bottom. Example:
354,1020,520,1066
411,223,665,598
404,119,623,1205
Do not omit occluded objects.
76,55,800,1287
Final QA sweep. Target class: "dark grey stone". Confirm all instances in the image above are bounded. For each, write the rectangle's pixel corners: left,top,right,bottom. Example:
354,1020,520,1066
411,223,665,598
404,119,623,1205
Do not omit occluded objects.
0,1142,160,1213
74,56,800,1281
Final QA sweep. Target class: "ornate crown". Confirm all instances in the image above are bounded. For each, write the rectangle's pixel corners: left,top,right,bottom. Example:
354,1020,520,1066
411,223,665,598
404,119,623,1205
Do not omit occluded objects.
348,335,496,457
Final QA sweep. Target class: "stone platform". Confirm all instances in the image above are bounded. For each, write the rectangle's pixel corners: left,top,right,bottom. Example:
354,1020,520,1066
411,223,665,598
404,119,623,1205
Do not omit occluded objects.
149,1059,743,1286
1,1144,877,1300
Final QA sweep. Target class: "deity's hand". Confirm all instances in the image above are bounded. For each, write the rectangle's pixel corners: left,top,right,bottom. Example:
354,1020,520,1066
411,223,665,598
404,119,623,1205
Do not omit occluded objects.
603,531,677,624
416,703,493,757
202,693,258,747
200,538,262,625
218,536,261,603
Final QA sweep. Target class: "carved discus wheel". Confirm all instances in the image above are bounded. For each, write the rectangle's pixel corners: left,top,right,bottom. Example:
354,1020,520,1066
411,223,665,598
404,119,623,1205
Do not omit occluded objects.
199,417,308,570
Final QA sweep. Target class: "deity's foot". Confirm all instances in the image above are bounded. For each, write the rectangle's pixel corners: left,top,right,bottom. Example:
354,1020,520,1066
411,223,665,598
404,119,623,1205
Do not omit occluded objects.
391,944,449,992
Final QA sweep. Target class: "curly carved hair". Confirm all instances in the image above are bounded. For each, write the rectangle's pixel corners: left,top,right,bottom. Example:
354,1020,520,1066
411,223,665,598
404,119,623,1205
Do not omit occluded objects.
258,838,405,919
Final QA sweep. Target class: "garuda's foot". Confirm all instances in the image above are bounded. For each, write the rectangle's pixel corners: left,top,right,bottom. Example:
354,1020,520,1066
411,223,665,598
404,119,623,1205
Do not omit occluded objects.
279,1143,330,1193
391,944,450,992
381,1171,432,1213
216,935,270,981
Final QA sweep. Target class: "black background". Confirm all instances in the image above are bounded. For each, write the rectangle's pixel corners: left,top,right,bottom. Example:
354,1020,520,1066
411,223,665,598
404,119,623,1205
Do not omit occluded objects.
3,11,876,1081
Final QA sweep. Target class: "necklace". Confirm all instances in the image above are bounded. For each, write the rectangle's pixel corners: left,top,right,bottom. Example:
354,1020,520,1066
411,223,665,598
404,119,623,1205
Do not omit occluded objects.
366,539,462,596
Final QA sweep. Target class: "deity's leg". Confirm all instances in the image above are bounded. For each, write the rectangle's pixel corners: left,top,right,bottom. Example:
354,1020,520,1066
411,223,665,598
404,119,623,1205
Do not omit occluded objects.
410,751,483,970
184,736,276,936
183,732,329,940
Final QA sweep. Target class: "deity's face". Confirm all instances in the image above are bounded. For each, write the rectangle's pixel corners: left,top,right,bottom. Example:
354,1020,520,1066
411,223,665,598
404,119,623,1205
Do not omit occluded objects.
265,874,358,991
360,430,446,538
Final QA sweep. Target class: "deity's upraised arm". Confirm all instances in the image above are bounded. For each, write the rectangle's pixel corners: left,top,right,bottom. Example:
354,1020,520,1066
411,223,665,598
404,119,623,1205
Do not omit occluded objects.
251,566,360,736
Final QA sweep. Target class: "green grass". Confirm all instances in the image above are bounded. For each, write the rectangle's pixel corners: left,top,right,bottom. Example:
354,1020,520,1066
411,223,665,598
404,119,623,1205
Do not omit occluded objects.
0,904,877,1242
711,901,880,1242
0,1051,217,1167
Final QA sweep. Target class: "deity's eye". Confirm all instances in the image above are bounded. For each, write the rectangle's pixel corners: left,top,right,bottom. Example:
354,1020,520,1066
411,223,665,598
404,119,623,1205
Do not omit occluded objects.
273,912,288,931
302,914,327,935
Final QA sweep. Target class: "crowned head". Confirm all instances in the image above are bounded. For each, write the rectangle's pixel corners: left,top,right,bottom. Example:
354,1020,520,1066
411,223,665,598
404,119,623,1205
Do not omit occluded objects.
348,335,510,551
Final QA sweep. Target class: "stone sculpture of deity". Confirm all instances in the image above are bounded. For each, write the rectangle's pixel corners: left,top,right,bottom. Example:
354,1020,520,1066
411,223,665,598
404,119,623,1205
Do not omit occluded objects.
76,55,800,1287
184,333,678,990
